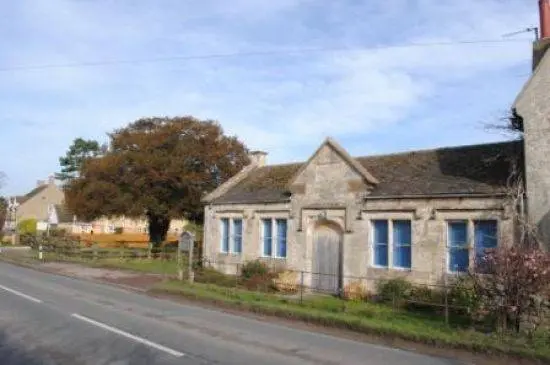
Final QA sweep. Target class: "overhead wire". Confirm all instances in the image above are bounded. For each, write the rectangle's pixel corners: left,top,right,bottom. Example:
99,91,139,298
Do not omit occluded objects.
0,38,532,72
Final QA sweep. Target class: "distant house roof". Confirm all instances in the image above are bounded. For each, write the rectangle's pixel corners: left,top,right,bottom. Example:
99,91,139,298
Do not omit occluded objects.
16,185,49,205
53,205,74,224
209,140,523,205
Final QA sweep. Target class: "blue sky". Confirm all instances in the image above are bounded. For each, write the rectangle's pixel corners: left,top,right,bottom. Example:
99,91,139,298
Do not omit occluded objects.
0,0,538,196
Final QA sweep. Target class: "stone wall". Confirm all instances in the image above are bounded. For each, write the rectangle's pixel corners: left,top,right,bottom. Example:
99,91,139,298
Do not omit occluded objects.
516,51,550,249
204,196,512,287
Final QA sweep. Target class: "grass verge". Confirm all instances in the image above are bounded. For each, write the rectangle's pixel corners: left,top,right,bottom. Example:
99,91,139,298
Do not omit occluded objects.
151,280,550,363
0,250,180,276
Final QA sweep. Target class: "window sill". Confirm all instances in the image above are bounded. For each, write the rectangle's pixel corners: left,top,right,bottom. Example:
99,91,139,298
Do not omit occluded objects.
370,266,412,272
446,270,468,275
219,252,242,256
260,256,287,261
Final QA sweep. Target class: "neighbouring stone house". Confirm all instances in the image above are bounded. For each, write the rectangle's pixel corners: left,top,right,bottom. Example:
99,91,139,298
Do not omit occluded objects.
201,2,550,294
8,176,65,231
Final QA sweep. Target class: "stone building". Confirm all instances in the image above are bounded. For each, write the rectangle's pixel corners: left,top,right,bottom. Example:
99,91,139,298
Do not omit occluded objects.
10,176,65,231
203,140,520,293
514,0,550,244
201,1,550,293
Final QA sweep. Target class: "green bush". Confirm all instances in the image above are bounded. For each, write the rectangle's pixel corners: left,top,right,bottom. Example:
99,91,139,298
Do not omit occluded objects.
376,278,413,303
19,233,38,247
240,260,277,292
114,227,123,234
18,219,37,235
448,276,485,327
241,260,269,280
448,276,481,311
407,285,445,315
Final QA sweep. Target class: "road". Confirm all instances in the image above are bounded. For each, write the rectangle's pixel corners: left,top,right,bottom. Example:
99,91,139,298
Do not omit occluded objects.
0,262,463,365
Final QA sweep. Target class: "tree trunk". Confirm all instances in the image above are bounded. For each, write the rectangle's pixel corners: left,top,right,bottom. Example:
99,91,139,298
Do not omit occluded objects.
147,213,170,246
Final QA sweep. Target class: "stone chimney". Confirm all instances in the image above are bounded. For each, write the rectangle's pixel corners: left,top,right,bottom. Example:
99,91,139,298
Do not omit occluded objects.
248,151,268,167
534,0,550,70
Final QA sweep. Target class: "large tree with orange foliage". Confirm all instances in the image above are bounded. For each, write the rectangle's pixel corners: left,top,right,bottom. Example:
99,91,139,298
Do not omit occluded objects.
64,117,249,244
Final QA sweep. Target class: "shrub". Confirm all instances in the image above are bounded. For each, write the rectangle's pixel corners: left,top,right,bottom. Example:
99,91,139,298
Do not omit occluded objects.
240,260,276,292
49,228,68,237
404,285,445,315
19,233,38,247
343,280,369,301
241,260,270,280
376,278,412,304
18,219,37,235
448,276,481,314
273,271,299,293
470,246,550,334
114,227,123,234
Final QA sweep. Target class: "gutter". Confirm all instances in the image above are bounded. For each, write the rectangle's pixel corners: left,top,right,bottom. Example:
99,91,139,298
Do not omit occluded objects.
364,193,507,200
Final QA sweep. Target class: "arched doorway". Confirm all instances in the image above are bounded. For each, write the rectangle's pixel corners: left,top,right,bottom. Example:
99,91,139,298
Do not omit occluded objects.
312,221,343,294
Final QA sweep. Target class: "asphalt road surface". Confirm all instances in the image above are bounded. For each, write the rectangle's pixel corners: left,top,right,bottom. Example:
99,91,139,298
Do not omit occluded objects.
0,262,465,365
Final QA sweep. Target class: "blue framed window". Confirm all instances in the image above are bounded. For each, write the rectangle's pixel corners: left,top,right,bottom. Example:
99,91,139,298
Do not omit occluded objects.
262,219,273,257
474,220,497,272
220,218,230,253
220,218,243,254
262,218,288,258
372,220,389,267
276,219,287,258
393,220,412,269
448,221,469,273
232,219,243,254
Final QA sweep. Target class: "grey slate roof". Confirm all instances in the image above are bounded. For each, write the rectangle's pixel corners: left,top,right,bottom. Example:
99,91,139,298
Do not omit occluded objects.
54,205,74,224
210,140,523,205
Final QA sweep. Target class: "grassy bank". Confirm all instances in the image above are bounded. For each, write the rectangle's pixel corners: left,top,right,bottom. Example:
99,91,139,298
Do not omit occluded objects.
0,249,181,276
152,280,550,362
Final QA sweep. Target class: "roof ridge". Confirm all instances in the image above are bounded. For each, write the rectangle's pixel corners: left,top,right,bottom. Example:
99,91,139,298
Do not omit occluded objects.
257,139,520,168
355,139,520,160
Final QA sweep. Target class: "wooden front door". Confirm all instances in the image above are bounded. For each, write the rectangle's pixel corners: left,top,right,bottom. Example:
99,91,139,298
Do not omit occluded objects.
312,223,342,294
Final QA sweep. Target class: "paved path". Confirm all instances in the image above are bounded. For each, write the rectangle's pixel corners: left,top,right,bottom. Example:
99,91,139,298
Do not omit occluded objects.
0,261,464,365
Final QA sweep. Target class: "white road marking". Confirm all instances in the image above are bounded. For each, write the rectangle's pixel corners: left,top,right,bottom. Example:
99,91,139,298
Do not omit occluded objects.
71,314,185,358
0,284,42,303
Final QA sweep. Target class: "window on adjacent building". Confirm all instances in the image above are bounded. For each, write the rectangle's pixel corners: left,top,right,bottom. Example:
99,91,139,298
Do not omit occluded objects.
372,220,412,269
447,220,498,273
262,218,287,258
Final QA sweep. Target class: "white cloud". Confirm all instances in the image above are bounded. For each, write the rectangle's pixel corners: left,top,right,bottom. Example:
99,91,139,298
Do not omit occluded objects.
0,0,538,194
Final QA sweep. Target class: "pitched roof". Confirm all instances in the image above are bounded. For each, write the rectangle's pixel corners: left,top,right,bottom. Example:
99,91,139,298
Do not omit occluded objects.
54,205,74,224
16,185,49,204
209,140,523,205
288,137,379,186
